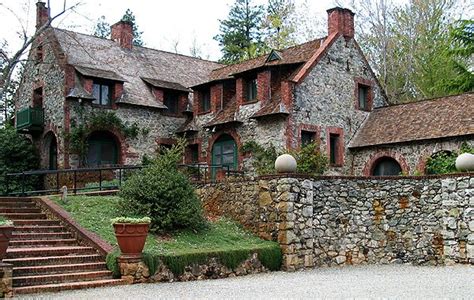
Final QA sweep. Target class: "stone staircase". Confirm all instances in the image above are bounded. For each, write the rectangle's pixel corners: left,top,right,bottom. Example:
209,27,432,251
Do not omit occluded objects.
0,197,124,295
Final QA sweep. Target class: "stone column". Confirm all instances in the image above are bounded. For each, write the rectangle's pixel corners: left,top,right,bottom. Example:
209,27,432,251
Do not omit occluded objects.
0,263,13,298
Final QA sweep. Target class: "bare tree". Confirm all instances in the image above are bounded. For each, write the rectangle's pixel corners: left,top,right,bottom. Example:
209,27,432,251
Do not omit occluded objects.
0,1,80,125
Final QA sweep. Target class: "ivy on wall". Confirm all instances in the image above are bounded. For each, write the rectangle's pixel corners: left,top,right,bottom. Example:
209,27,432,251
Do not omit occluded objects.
426,142,473,174
64,109,142,164
241,140,328,176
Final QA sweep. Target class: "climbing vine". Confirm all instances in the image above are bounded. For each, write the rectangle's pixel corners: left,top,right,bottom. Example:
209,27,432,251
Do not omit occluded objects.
426,142,474,174
64,110,142,164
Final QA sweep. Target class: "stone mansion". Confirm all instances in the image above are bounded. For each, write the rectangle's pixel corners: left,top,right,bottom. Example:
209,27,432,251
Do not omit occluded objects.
15,2,474,176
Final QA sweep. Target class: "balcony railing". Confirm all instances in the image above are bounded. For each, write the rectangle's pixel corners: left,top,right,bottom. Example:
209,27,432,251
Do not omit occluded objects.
16,107,44,132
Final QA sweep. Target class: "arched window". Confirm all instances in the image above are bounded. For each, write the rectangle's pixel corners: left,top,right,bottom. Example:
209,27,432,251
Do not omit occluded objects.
86,131,119,166
372,157,402,176
44,132,57,170
211,134,237,176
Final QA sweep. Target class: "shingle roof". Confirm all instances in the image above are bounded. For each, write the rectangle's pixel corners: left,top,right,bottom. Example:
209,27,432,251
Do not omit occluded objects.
53,28,222,108
349,92,474,148
206,38,324,83
204,100,242,128
251,101,289,119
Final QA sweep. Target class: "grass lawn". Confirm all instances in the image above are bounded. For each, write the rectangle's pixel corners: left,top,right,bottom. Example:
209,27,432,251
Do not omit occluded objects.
51,195,281,274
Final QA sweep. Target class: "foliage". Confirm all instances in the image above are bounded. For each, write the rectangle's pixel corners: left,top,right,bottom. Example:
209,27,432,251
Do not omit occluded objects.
426,143,474,174
290,142,328,176
106,250,121,278
65,110,139,165
0,216,13,226
92,16,111,38
261,0,297,50
84,179,119,191
119,140,206,232
121,9,144,46
242,140,328,176
53,195,281,276
0,126,40,195
111,216,151,224
214,0,266,64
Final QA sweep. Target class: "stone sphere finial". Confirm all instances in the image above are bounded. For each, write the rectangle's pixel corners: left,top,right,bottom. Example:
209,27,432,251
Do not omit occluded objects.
275,154,297,173
455,153,474,172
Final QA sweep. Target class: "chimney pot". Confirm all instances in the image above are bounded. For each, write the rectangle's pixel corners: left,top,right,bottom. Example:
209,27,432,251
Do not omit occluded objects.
327,7,355,38
111,20,133,50
36,1,50,29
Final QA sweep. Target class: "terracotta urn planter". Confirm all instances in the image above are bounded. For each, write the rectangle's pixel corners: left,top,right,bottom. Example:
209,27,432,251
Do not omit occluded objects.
0,225,14,261
112,217,151,259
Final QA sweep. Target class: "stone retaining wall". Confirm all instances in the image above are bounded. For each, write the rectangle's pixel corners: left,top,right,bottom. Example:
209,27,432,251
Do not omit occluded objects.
196,174,474,270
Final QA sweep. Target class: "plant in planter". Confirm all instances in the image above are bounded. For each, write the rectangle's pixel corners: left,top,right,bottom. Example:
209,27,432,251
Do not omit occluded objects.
111,217,151,259
0,216,14,261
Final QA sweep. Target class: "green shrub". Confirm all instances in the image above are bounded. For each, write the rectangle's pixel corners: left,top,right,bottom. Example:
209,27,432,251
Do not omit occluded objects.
105,250,121,278
0,216,13,226
241,141,280,175
0,126,40,195
119,139,206,232
291,142,328,176
426,142,474,174
110,216,151,224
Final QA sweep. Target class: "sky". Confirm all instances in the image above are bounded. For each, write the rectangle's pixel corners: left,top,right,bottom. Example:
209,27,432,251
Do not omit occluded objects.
0,0,355,61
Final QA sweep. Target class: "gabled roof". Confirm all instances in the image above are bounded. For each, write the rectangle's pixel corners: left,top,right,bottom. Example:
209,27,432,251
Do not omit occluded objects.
53,28,222,108
349,92,474,148
204,38,324,83
141,77,189,92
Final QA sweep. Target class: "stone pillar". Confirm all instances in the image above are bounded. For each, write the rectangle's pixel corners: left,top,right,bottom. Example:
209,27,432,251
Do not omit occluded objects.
0,263,13,298
118,256,150,284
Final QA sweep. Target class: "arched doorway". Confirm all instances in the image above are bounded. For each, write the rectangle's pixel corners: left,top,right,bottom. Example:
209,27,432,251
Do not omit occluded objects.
211,134,237,177
44,132,58,170
86,131,119,166
371,157,402,176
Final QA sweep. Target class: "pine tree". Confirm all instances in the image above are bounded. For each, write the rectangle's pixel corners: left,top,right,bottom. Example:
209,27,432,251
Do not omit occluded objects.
121,9,144,46
214,0,265,64
92,16,110,38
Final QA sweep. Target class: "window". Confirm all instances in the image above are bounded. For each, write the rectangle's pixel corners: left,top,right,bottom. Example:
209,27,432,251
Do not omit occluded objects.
372,157,402,176
358,84,369,110
86,132,119,166
36,45,43,62
329,134,339,165
164,91,179,114
245,77,257,101
186,144,199,163
92,81,112,107
33,87,43,108
200,90,211,112
301,130,316,147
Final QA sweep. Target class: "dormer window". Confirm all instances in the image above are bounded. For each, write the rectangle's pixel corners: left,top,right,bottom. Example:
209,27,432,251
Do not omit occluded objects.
245,76,257,102
164,90,179,115
92,81,112,107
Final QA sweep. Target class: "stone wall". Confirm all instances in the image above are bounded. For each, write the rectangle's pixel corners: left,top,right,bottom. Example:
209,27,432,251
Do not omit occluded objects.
351,137,474,176
196,174,474,270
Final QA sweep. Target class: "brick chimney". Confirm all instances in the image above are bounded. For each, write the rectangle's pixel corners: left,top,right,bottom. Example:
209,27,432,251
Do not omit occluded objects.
111,21,133,50
36,1,50,29
327,7,355,38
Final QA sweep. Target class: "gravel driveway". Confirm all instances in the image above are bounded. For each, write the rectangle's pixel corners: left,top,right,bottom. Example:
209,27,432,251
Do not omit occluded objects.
20,264,474,299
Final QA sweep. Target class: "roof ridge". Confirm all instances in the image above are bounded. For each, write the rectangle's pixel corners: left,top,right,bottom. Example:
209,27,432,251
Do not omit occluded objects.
52,27,222,65
375,91,474,110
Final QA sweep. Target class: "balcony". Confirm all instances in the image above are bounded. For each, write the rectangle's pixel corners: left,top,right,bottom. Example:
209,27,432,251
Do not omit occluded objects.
16,107,44,132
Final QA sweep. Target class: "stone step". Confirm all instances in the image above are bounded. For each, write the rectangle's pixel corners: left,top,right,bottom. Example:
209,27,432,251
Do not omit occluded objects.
13,225,66,233
0,198,35,203
0,208,42,213
9,238,78,247
13,270,114,287
13,262,108,276
13,279,126,295
13,220,61,226
1,213,46,220
4,254,103,267
11,232,73,240
7,246,97,259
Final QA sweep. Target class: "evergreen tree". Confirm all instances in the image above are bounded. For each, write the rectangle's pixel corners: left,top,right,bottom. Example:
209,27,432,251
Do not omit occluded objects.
262,0,297,50
214,0,265,64
121,9,144,46
92,16,110,38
